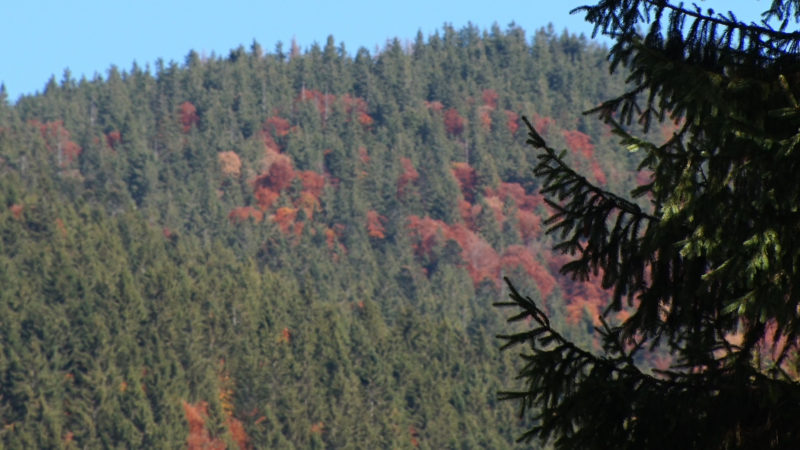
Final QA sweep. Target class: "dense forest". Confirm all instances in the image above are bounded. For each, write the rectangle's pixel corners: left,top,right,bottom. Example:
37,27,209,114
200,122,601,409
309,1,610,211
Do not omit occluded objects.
0,24,649,447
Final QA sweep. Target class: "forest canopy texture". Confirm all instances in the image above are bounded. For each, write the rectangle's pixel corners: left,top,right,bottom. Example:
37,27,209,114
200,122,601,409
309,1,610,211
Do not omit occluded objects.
0,25,639,448
497,1,800,449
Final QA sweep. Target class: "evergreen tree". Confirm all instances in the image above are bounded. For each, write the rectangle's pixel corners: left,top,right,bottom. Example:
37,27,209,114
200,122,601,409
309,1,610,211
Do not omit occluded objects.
498,1,800,448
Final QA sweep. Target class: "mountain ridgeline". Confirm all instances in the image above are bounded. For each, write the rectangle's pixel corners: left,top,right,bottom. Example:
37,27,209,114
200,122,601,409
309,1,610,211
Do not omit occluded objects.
0,24,643,447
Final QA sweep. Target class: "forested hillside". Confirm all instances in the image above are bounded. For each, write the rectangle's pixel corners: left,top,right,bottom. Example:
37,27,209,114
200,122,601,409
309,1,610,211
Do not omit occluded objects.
0,24,644,447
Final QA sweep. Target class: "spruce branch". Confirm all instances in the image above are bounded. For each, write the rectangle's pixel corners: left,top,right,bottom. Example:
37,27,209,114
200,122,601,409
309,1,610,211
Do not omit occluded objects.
573,0,800,59
497,278,800,447
523,117,655,304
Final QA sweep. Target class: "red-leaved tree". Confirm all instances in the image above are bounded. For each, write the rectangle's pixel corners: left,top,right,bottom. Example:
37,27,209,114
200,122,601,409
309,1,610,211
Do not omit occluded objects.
482,89,499,109
178,102,198,133
33,120,82,166
451,162,477,202
183,401,226,450
504,110,520,134
444,108,465,136
562,129,595,160
366,210,387,239
228,207,263,224
105,130,122,149
264,116,291,137
397,157,420,197
298,170,325,197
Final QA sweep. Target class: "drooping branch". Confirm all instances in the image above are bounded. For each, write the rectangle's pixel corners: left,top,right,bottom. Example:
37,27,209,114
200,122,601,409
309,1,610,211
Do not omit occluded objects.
497,276,800,447
524,117,655,305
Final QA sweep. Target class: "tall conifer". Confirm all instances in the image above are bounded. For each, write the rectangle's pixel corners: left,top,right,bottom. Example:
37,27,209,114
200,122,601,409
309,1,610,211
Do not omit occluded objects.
498,1,800,448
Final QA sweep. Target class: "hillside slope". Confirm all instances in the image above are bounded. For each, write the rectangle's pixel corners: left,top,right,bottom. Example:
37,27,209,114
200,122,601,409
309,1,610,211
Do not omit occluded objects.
0,24,646,447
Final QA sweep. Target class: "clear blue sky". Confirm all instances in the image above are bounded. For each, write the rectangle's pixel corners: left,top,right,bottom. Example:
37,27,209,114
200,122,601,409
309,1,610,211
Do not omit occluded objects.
0,1,769,103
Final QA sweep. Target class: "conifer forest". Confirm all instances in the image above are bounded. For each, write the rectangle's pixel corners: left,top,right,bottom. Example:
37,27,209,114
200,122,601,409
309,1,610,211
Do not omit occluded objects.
4,1,799,446
1,24,635,447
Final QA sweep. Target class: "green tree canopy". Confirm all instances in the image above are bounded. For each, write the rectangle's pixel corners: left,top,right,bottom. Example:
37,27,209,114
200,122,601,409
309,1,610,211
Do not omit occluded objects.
498,1,800,448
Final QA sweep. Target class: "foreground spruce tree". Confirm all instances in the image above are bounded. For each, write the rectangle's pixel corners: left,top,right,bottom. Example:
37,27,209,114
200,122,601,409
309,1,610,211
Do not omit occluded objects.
498,1,800,448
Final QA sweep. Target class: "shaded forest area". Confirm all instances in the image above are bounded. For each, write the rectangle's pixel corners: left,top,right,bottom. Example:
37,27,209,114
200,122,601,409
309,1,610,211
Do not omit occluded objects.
0,24,648,447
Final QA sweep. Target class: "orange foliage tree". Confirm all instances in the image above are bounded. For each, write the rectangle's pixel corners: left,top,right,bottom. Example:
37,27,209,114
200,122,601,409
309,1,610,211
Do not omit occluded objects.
178,101,198,133
267,158,295,191
264,116,291,137
406,215,448,257
254,157,295,192
33,120,82,166
358,146,370,164
406,216,501,285
562,129,594,159
451,162,477,202
366,210,387,239
483,195,505,224
9,204,23,220
105,130,122,148
423,100,444,112
297,170,325,197
310,421,325,435
228,207,263,224
342,94,374,126
458,199,481,229
486,182,542,211
450,224,500,284
590,161,607,185
501,246,556,299
218,151,242,177
272,207,297,234
324,228,337,249
504,111,520,134
183,401,226,450
479,107,493,131
296,191,319,219
444,108,465,136
296,89,336,120
516,210,541,242
482,89,499,109
531,113,555,135
279,327,291,343
254,187,279,211
397,157,420,196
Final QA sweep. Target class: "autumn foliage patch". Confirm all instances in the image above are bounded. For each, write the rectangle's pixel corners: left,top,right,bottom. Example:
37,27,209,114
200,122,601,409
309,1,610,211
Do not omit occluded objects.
423,100,444,112
444,108,465,136
229,207,263,223
486,182,542,210
406,216,501,285
9,204,23,220
264,116,291,137
451,162,477,202
504,110,519,134
481,89,499,109
31,120,82,166
397,157,420,196
501,246,556,299
297,170,325,197
105,130,122,149
562,129,594,159
178,101,198,133
366,210,387,239
218,151,242,177
183,401,226,450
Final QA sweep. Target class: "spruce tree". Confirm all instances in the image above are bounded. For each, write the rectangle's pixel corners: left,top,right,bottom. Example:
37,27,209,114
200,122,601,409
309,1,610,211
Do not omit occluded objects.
497,1,800,448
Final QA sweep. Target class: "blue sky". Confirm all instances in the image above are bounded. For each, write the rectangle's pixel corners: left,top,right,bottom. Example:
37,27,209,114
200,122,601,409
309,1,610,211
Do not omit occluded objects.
1,1,769,102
